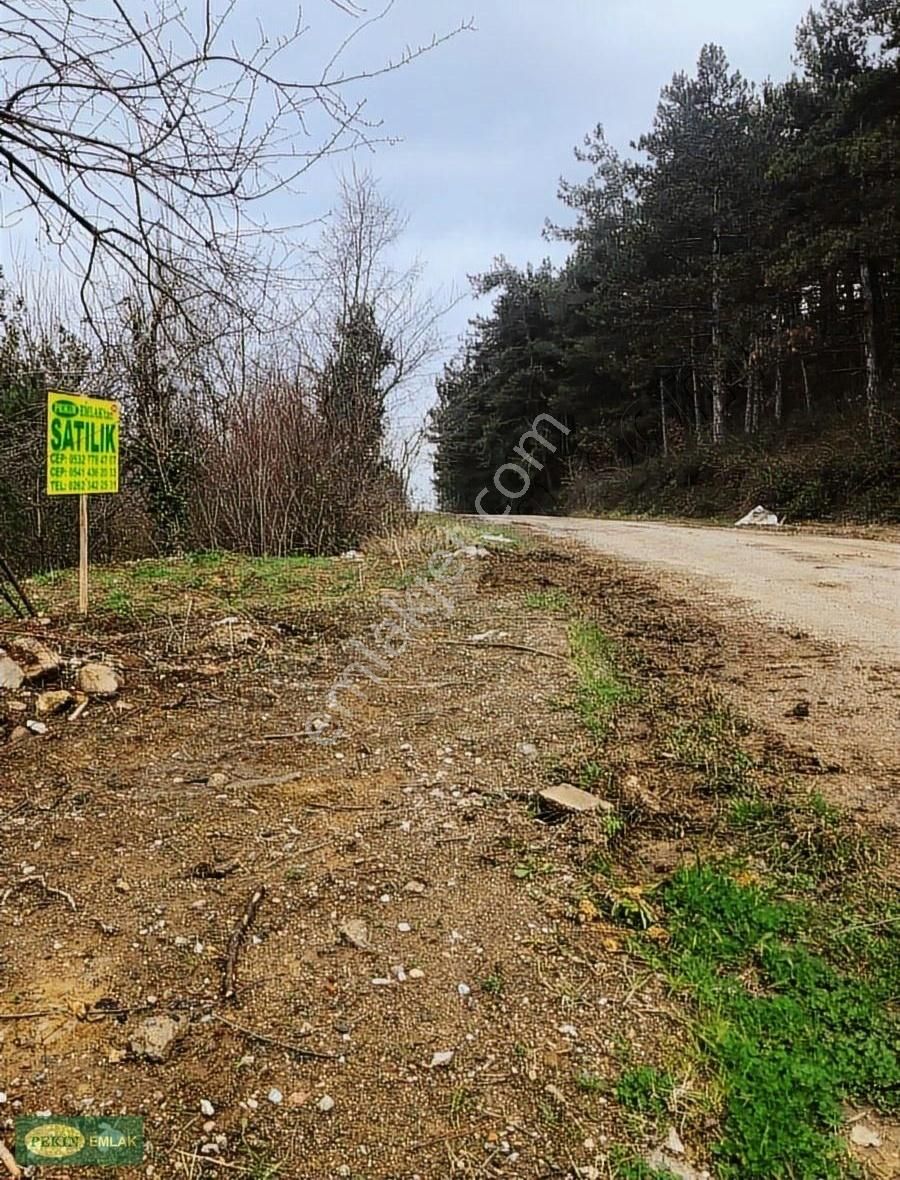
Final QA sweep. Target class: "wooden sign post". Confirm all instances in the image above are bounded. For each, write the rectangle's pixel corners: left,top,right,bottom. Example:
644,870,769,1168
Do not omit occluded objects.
46,392,120,616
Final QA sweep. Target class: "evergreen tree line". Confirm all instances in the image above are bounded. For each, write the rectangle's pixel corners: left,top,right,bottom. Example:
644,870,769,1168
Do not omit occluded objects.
431,1,899,520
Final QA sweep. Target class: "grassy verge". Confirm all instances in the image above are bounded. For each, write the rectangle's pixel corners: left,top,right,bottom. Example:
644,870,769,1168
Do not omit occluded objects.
7,519,520,622
569,621,635,737
563,610,899,1179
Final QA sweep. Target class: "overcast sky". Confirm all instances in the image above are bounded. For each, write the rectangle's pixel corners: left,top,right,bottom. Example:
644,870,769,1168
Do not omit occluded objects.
1,0,820,501
299,0,817,497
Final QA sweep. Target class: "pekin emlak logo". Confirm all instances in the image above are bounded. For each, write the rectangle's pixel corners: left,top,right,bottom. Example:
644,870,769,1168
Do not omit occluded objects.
16,1116,144,1167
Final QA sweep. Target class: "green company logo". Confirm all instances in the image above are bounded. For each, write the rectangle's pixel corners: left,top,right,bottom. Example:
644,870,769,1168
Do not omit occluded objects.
16,1116,144,1168
53,399,79,418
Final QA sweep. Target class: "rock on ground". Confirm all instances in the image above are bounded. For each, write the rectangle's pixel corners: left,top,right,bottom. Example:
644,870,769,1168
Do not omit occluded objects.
36,690,75,716
539,783,615,815
76,662,121,698
9,636,60,682
0,655,25,691
129,1013,189,1062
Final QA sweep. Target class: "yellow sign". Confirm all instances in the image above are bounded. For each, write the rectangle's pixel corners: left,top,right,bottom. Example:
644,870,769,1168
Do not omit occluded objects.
46,391,120,495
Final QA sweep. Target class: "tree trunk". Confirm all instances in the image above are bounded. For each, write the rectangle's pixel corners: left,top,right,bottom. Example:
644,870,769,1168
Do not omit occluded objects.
659,374,669,457
690,321,702,439
773,308,783,425
801,357,812,416
859,256,880,434
744,348,755,435
710,186,725,445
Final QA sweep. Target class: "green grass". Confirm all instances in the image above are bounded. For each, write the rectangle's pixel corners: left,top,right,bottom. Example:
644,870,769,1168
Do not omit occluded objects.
524,588,572,612
636,864,900,1179
615,1065,674,1118
609,1152,679,1180
481,971,504,997
727,790,875,884
569,621,634,736
555,601,899,1179
667,705,755,794
24,550,348,619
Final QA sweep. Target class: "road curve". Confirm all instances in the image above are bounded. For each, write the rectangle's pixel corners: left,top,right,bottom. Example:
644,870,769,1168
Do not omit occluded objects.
502,516,900,662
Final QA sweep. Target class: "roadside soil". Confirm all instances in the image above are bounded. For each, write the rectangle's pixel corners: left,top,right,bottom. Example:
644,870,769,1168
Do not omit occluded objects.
508,516,900,846
0,532,897,1178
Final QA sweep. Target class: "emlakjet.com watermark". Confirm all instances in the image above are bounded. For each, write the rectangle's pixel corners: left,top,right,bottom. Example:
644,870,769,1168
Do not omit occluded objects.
306,412,569,745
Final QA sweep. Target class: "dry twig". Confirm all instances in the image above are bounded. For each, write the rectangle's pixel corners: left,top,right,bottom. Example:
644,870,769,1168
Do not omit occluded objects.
222,885,266,1002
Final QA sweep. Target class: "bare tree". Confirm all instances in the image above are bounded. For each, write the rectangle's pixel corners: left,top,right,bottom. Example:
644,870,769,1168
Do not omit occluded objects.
308,167,450,412
0,1,468,325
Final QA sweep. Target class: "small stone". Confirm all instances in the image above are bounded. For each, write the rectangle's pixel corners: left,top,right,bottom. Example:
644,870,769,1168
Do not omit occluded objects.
391,965,407,982
316,1095,335,1113
850,1123,882,1148
404,880,427,894
371,978,392,987
115,878,130,893
664,1127,686,1155
76,662,121,698
9,636,60,682
9,725,30,743
645,1150,707,1180
408,968,425,980
559,1024,578,1038
0,655,25,691
25,719,48,735
200,1099,214,1117
539,783,614,815
203,1120,215,1134
397,922,412,933
0,1092,8,1104
338,918,371,950
517,741,538,758
457,982,471,997
287,1091,309,1108
36,689,74,716
208,772,229,788
428,1050,454,1069
246,1098,259,1110
267,1089,283,1105
129,1013,188,1062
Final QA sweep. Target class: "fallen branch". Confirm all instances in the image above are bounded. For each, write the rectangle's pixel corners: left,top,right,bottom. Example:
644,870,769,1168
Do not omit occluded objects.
7,875,77,912
441,640,565,660
212,1012,339,1060
222,884,266,1003
258,731,312,742
0,1136,22,1179
229,771,305,790
301,800,390,813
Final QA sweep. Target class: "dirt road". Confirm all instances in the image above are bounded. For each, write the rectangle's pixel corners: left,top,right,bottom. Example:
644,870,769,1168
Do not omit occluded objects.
501,515,900,838
505,516,900,661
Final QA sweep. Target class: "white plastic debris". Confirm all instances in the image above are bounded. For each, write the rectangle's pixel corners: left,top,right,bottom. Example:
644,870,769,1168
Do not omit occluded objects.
479,533,515,544
735,504,779,527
